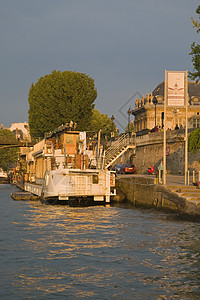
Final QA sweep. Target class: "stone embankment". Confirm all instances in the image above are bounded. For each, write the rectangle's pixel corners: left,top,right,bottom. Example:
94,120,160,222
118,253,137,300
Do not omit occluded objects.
131,129,200,175
114,175,200,218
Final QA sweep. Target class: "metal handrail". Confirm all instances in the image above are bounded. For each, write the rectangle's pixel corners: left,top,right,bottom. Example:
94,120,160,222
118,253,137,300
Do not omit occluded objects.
105,133,129,157
105,133,135,165
106,133,128,153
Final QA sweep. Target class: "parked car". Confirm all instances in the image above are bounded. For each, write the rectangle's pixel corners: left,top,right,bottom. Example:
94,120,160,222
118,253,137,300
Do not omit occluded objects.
113,164,136,174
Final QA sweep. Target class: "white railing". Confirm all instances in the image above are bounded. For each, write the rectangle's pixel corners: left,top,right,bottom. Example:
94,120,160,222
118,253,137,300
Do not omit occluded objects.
105,133,136,167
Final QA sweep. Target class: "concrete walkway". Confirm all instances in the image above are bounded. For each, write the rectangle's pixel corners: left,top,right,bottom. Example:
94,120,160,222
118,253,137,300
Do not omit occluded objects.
120,174,188,186
166,175,186,186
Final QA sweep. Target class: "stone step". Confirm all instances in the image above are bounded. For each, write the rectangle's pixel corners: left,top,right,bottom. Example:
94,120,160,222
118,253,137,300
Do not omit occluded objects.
166,185,196,190
185,198,200,206
180,192,200,197
187,197,200,200
172,190,198,195
164,185,200,204
166,186,197,194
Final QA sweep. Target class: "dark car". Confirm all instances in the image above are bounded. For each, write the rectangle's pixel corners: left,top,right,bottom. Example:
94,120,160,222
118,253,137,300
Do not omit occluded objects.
113,164,136,174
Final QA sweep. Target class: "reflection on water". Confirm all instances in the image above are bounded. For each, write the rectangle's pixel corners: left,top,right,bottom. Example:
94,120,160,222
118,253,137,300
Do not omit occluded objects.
0,184,200,299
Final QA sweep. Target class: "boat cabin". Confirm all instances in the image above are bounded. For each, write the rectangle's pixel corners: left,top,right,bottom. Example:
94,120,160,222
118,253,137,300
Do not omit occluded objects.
26,127,90,184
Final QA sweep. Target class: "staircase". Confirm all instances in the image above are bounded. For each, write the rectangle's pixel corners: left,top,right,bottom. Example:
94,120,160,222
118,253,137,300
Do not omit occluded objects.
166,185,200,205
105,133,136,169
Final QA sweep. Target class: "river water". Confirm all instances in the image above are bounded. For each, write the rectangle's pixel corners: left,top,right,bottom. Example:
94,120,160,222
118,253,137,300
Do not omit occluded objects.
0,184,199,299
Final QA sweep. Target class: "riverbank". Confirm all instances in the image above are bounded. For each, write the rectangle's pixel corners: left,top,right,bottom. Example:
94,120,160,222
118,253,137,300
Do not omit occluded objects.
11,174,200,218
114,175,200,219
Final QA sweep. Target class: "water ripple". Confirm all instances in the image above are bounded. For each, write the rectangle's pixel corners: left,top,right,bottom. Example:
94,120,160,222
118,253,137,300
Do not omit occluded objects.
0,184,199,299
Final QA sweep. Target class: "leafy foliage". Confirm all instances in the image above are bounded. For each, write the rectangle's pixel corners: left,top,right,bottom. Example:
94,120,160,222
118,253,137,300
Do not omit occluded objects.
189,6,200,82
88,109,117,138
28,70,97,138
0,129,19,169
189,42,200,82
191,5,200,32
188,128,200,153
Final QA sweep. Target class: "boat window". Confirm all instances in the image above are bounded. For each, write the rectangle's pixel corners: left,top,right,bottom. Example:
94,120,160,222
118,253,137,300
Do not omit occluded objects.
92,175,99,184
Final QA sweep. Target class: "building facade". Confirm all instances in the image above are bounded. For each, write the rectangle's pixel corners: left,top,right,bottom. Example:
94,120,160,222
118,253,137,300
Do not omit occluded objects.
9,122,31,141
132,81,200,132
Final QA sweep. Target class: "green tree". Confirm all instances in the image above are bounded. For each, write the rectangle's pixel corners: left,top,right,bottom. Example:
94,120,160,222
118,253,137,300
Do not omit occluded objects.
28,70,97,138
189,5,200,82
0,129,19,169
191,5,200,31
188,128,200,153
88,109,117,138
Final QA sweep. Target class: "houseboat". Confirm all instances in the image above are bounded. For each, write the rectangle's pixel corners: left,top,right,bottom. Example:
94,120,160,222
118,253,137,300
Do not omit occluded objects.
24,123,115,205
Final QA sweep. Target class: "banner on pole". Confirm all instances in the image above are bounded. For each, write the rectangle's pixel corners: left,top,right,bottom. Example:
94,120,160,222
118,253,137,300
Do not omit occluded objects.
167,71,185,106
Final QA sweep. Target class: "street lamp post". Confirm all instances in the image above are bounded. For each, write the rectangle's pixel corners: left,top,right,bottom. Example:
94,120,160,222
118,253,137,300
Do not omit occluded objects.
153,96,158,128
161,112,164,129
111,115,115,140
127,108,131,132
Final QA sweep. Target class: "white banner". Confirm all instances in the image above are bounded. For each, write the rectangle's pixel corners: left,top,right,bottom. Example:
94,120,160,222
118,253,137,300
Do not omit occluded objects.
167,72,185,106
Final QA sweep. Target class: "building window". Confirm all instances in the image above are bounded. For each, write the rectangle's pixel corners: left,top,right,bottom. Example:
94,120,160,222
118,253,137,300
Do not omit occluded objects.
193,118,200,128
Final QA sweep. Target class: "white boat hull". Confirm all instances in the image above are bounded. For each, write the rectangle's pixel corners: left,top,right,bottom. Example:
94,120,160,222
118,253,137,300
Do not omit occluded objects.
25,168,114,204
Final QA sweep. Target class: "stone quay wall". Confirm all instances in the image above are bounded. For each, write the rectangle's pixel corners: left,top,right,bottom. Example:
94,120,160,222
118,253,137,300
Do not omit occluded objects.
129,129,200,175
115,176,200,217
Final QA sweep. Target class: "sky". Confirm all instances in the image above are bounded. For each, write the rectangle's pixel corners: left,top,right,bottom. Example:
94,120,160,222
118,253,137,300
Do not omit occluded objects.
0,0,199,132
